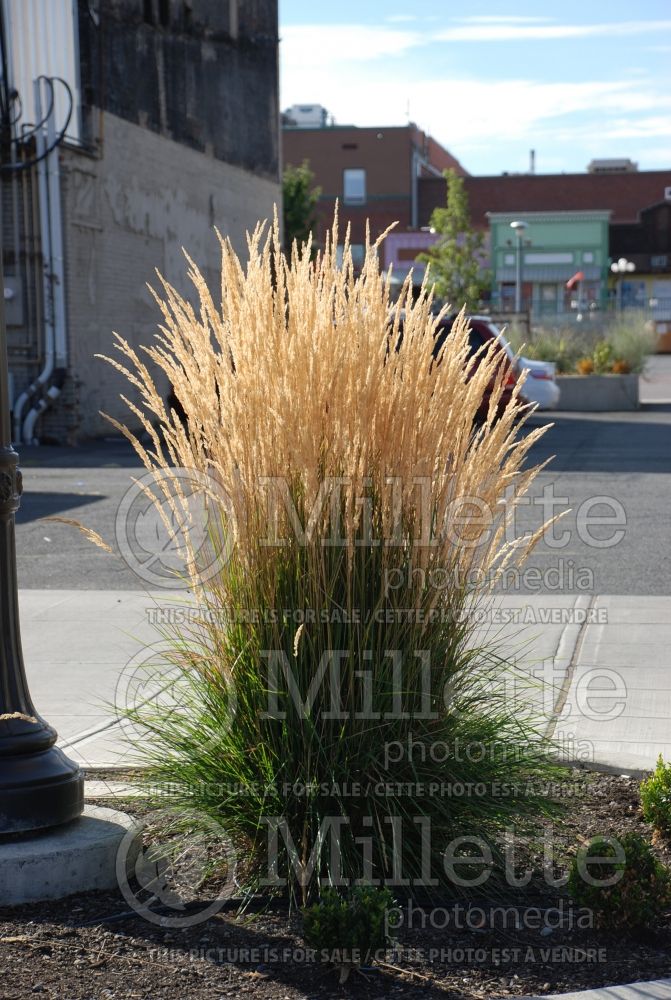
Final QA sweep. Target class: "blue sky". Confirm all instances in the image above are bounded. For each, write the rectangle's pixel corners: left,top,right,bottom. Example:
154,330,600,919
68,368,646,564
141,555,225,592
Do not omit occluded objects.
279,1,671,175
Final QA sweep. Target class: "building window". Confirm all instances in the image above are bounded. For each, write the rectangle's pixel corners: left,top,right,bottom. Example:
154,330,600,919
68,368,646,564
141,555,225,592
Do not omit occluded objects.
343,168,366,205
524,252,573,265
335,243,365,268
350,244,365,267
583,251,594,264
540,283,558,315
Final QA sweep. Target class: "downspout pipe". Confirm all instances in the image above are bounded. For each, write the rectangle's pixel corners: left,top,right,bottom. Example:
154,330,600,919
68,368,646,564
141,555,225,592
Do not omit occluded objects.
21,366,65,443
13,77,55,442
22,75,69,445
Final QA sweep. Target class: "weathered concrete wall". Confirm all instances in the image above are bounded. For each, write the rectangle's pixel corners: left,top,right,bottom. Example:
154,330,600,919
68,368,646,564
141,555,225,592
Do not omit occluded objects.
78,0,279,181
56,110,280,440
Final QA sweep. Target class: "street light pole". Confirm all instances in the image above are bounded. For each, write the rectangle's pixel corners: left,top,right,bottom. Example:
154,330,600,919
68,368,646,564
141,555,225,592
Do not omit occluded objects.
0,261,84,833
510,220,528,314
610,257,635,313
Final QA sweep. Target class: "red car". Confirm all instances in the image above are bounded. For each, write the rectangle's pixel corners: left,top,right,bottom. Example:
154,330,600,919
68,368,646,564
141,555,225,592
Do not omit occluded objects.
394,312,518,423
434,313,518,422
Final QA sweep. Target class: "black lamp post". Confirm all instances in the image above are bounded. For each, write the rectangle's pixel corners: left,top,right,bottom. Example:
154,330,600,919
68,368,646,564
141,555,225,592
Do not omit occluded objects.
0,266,84,833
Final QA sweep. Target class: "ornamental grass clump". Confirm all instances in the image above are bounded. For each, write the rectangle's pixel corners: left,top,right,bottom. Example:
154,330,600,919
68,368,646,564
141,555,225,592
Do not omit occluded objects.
103,215,563,904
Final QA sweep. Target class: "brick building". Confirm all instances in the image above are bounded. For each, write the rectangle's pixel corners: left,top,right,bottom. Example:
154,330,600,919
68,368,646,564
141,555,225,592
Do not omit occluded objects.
282,107,466,267
413,169,671,324
4,0,280,443
418,170,671,232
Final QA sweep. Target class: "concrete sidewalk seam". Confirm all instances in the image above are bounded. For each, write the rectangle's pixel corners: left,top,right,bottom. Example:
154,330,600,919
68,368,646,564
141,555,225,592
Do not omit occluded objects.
545,594,596,742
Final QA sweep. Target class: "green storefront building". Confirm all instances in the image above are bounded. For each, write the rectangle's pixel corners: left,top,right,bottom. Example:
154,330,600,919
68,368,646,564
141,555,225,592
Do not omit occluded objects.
487,210,611,317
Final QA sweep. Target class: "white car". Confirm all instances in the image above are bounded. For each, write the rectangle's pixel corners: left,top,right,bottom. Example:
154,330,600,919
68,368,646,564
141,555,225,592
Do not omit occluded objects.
471,317,561,411
515,355,561,411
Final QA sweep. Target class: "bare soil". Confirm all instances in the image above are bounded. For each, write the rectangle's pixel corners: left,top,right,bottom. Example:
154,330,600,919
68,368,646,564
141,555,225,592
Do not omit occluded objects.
1,768,670,1000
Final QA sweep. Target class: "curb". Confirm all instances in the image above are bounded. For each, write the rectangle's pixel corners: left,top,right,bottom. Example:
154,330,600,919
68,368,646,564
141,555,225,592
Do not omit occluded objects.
520,979,671,999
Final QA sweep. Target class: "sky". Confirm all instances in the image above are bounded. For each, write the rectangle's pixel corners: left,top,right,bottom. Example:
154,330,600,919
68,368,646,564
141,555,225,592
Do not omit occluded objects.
279,0,671,176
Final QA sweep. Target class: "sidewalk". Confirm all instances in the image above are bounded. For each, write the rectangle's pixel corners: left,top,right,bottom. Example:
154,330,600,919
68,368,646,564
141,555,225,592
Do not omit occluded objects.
522,981,671,1000
17,589,671,775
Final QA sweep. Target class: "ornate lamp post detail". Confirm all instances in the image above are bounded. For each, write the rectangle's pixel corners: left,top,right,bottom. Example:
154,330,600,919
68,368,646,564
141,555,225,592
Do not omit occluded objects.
0,268,84,833
610,257,635,312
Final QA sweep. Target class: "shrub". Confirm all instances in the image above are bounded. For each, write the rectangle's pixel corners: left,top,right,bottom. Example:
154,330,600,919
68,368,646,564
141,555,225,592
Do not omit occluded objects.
641,755,671,838
592,341,613,374
102,216,564,904
505,326,581,373
611,359,631,375
576,357,594,375
303,886,394,981
567,832,671,930
606,313,658,374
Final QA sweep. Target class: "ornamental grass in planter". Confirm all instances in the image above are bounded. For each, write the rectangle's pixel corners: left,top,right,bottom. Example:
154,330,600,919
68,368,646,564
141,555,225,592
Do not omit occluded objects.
507,312,657,376
102,216,564,904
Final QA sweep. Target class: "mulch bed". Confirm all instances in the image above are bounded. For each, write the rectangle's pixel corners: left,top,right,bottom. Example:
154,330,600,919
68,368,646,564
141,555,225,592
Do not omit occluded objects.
1,768,670,1000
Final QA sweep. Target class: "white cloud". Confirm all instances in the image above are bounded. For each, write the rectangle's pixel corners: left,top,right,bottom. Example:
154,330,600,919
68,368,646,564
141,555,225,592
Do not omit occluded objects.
437,19,671,42
280,21,671,172
456,15,554,24
385,14,417,22
543,114,671,143
280,24,420,66
282,53,667,147
639,146,671,164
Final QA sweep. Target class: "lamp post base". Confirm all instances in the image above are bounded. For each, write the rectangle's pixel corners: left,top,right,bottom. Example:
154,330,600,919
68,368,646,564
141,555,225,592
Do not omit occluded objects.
0,439,85,834
0,744,84,834
0,805,139,905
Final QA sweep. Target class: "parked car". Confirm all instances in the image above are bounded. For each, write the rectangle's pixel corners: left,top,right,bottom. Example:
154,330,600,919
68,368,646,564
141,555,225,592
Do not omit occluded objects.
514,355,560,410
393,311,519,423
446,315,560,412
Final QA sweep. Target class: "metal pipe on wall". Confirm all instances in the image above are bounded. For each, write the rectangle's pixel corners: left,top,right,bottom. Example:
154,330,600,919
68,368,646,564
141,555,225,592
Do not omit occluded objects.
22,73,68,444
12,76,54,442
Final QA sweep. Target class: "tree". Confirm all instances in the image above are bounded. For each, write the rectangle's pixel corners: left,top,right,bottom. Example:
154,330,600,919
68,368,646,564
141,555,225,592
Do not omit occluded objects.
417,169,490,311
282,159,321,254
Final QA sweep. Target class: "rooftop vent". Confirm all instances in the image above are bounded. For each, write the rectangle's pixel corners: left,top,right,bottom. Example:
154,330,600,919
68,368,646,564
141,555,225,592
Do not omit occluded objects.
587,158,638,174
283,104,329,128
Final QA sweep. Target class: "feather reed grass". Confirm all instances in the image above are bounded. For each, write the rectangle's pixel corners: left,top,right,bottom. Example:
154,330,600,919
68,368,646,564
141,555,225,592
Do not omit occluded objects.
103,214,564,904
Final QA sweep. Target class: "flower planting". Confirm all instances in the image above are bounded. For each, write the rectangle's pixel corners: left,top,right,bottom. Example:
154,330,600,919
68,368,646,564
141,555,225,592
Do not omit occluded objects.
507,312,657,376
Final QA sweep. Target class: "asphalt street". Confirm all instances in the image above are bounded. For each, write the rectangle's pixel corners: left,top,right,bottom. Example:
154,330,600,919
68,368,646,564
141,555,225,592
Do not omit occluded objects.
13,359,671,595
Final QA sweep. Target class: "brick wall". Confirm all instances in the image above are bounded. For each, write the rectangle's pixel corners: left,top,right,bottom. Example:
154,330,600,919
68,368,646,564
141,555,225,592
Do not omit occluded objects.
50,111,280,440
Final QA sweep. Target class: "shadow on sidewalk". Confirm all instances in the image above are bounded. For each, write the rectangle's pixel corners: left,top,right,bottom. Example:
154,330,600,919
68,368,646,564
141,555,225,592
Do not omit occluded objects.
525,405,671,474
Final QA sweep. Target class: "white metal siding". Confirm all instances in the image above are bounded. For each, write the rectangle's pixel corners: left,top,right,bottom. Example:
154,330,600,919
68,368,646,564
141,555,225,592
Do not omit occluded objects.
3,0,81,142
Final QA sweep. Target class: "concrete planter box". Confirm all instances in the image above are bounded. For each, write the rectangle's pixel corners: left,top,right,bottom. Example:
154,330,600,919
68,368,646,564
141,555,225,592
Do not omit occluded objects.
556,373,639,411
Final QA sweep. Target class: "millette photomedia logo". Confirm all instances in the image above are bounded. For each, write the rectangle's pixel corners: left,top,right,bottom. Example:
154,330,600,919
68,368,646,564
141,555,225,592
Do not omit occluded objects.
115,467,236,588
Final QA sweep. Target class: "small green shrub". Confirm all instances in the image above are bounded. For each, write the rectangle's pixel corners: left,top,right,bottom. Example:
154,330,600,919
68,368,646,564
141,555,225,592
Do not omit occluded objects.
567,831,671,930
592,340,613,374
528,334,580,373
641,755,671,838
607,314,658,374
303,886,395,980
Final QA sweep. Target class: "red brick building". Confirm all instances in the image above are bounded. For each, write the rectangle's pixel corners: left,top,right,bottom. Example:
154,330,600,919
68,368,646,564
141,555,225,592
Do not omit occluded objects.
418,170,671,231
411,169,671,335
282,112,466,263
